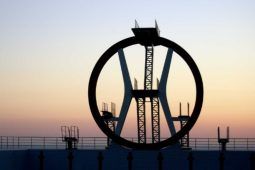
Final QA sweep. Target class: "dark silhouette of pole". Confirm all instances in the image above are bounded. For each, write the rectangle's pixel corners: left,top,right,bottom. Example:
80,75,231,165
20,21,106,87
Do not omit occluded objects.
157,152,163,170
97,151,103,170
38,150,44,170
250,153,255,170
127,152,133,170
219,152,225,170
187,152,193,170
67,151,74,170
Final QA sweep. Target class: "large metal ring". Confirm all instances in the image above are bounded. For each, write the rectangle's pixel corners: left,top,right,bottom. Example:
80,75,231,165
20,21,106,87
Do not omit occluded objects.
88,36,203,149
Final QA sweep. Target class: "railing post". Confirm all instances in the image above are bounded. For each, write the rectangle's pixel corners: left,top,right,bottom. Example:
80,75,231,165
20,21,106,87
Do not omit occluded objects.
97,151,103,170
247,138,249,151
43,137,45,149
208,138,210,150
194,138,197,150
219,152,225,170
187,152,194,170
31,137,33,149
18,137,20,149
157,152,163,170
234,139,235,151
127,152,133,170
56,137,58,149
82,137,84,149
38,150,45,170
94,138,96,149
67,151,74,170
12,137,14,149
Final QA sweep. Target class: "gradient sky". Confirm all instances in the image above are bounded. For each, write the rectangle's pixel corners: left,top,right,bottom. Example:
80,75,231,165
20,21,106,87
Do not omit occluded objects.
0,0,255,138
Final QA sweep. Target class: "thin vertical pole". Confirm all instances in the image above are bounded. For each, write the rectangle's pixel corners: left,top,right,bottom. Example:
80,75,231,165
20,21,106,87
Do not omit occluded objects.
127,152,133,170
38,150,45,170
97,152,103,170
157,152,163,170
219,152,224,170
67,151,74,170
187,152,193,170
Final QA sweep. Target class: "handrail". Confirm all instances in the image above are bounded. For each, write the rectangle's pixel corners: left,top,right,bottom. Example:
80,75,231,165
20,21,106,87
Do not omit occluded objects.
0,136,254,151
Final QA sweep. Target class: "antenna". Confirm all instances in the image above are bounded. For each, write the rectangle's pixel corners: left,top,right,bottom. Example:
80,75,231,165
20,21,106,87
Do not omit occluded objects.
135,20,139,28
111,102,116,117
187,103,190,116
157,78,159,89
155,20,160,36
227,126,230,139
134,78,138,90
218,126,220,139
102,102,108,112
179,102,182,116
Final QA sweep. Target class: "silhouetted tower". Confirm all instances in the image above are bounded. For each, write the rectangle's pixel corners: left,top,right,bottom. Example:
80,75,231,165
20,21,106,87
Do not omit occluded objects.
218,126,230,151
101,102,116,132
178,102,190,148
101,102,117,146
132,21,160,143
61,126,79,150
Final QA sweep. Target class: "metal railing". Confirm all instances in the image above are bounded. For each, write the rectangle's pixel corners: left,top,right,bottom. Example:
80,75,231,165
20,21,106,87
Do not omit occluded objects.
0,136,255,151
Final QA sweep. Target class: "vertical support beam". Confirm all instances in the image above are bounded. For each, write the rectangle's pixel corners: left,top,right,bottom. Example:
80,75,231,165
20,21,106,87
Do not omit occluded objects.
67,151,73,170
159,48,176,135
97,152,103,170
136,97,146,143
188,152,194,170
144,46,154,90
38,150,44,170
127,152,133,170
179,102,190,148
151,97,160,143
157,152,163,170
115,49,133,135
219,152,225,170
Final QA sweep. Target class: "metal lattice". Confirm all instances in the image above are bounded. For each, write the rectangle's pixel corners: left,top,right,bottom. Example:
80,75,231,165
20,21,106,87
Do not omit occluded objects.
136,98,146,143
144,46,154,90
151,97,160,143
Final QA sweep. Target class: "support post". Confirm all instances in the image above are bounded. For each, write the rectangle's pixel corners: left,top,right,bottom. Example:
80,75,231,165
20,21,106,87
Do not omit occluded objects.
97,152,103,170
127,152,133,170
219,152,225,170
38,150,44,170
157,152,163,170
187,152,193,170
67,151,74,170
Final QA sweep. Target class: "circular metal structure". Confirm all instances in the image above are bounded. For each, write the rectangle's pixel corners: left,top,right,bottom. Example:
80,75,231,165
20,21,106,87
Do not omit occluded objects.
88,36,203,150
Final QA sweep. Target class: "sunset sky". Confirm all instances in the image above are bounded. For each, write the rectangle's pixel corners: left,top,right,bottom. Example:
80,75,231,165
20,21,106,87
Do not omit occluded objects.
0,0,255,138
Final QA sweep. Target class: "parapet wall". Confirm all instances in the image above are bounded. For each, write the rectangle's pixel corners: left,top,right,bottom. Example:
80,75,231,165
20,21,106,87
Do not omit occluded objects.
0,149,254,170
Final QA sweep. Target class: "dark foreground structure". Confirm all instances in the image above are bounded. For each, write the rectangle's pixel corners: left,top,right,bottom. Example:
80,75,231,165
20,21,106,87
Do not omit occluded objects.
0,136,254,170
1,148,254,170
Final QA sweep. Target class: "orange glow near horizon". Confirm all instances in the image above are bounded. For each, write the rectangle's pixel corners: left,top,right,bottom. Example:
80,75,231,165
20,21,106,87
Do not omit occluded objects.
0,1,255,139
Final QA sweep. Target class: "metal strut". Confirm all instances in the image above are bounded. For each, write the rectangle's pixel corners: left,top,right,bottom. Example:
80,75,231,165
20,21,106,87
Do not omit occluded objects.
179,103,190,148
136,98,146,143
135,45,160,143
132,23,161,143
151,97,160,143
144,46,154,90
